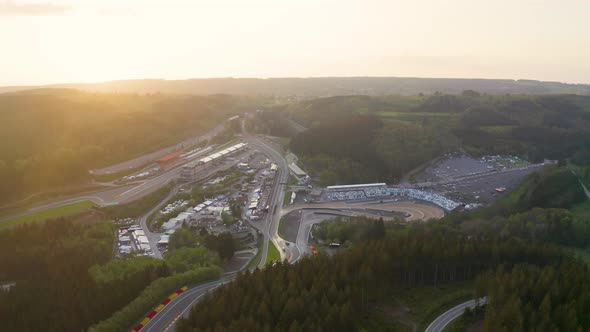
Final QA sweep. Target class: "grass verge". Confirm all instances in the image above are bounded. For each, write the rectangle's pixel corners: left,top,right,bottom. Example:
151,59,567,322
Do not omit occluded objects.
265,240,281,265
0,200,97,230
247,236,264,270
288,175,298,186
88,266,222,332
283,192,292,206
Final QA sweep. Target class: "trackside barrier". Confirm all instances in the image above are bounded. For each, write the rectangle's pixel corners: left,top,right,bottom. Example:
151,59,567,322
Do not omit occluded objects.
131,286,188,332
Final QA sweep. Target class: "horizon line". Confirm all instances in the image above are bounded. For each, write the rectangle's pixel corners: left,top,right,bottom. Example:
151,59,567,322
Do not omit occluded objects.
2,75,590,89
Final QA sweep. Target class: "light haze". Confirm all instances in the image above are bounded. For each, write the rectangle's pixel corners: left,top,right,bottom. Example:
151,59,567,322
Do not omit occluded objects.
1,0,589,85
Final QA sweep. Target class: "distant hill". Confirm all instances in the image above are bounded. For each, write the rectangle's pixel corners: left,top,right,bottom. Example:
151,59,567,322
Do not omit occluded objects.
1,77,589,96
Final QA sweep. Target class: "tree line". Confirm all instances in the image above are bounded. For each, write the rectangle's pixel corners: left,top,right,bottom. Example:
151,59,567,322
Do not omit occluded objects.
178,229,566,332
476,263,590,331
0,218,221,332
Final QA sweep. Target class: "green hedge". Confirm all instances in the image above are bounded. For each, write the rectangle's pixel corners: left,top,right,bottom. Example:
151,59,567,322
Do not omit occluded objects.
88,266,222,332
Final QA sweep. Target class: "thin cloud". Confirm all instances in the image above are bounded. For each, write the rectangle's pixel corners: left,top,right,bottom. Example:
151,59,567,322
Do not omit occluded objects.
0,0,71,16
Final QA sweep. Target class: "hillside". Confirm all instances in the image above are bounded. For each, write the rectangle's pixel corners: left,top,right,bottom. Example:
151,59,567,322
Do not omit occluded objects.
0,89,265,205
1,77,590,97
282,94,590,185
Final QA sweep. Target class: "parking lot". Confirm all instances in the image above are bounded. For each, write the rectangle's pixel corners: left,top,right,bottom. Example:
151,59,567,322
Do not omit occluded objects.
434,167,537,203
415,154,529,183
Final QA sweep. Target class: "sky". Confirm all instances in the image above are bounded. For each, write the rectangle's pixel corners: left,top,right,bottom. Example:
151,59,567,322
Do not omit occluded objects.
1,0,589,86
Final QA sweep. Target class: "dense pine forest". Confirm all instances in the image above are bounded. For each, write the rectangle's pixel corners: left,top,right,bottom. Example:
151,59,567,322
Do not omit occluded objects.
476,263,590,332
177,232,567,332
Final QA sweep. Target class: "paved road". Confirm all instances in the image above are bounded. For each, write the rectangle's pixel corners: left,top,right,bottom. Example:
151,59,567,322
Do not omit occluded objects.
287,118,307,133
139,118,293,332
570,169,590,200
90,123,225,175
0,184,140,223
137,148,254,258
425,297,487,332
294,210,336,259
140,278,232,332
138,186,180,259
239,119,293,266
0,142,248,226
282,201,445,222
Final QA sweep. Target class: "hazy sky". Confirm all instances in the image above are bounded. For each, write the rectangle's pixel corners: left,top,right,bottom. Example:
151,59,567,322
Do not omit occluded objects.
1,0,589,86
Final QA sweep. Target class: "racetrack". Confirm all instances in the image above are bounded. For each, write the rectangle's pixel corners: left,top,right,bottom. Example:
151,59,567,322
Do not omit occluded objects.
282,200,445,222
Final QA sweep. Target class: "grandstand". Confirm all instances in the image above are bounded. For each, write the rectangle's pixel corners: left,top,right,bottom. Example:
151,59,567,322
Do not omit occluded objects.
325,183,461,211
325,183,387,202
387,188,461,211
327,183,386,191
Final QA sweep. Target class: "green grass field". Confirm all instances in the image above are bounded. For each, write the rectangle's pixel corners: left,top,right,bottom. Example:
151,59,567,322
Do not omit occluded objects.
278,217,287,239
0,200,97,230
266,241,281,265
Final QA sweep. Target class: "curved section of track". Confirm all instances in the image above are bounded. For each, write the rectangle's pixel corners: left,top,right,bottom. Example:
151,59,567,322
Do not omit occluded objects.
425,297,487,332
282,201,445,222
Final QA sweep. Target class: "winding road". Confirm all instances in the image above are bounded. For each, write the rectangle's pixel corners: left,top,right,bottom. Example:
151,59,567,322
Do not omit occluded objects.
424,297,487,332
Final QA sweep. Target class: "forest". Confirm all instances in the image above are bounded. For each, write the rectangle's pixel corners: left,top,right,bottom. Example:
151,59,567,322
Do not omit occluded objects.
281,93,590,185
311,216,387,246
169,226,237,261
0,89,264,205
0,218,221,332
177,230,567,332
476,263,590,332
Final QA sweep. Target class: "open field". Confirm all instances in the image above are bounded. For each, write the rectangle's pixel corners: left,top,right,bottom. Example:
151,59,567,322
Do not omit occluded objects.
0,200,97,230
